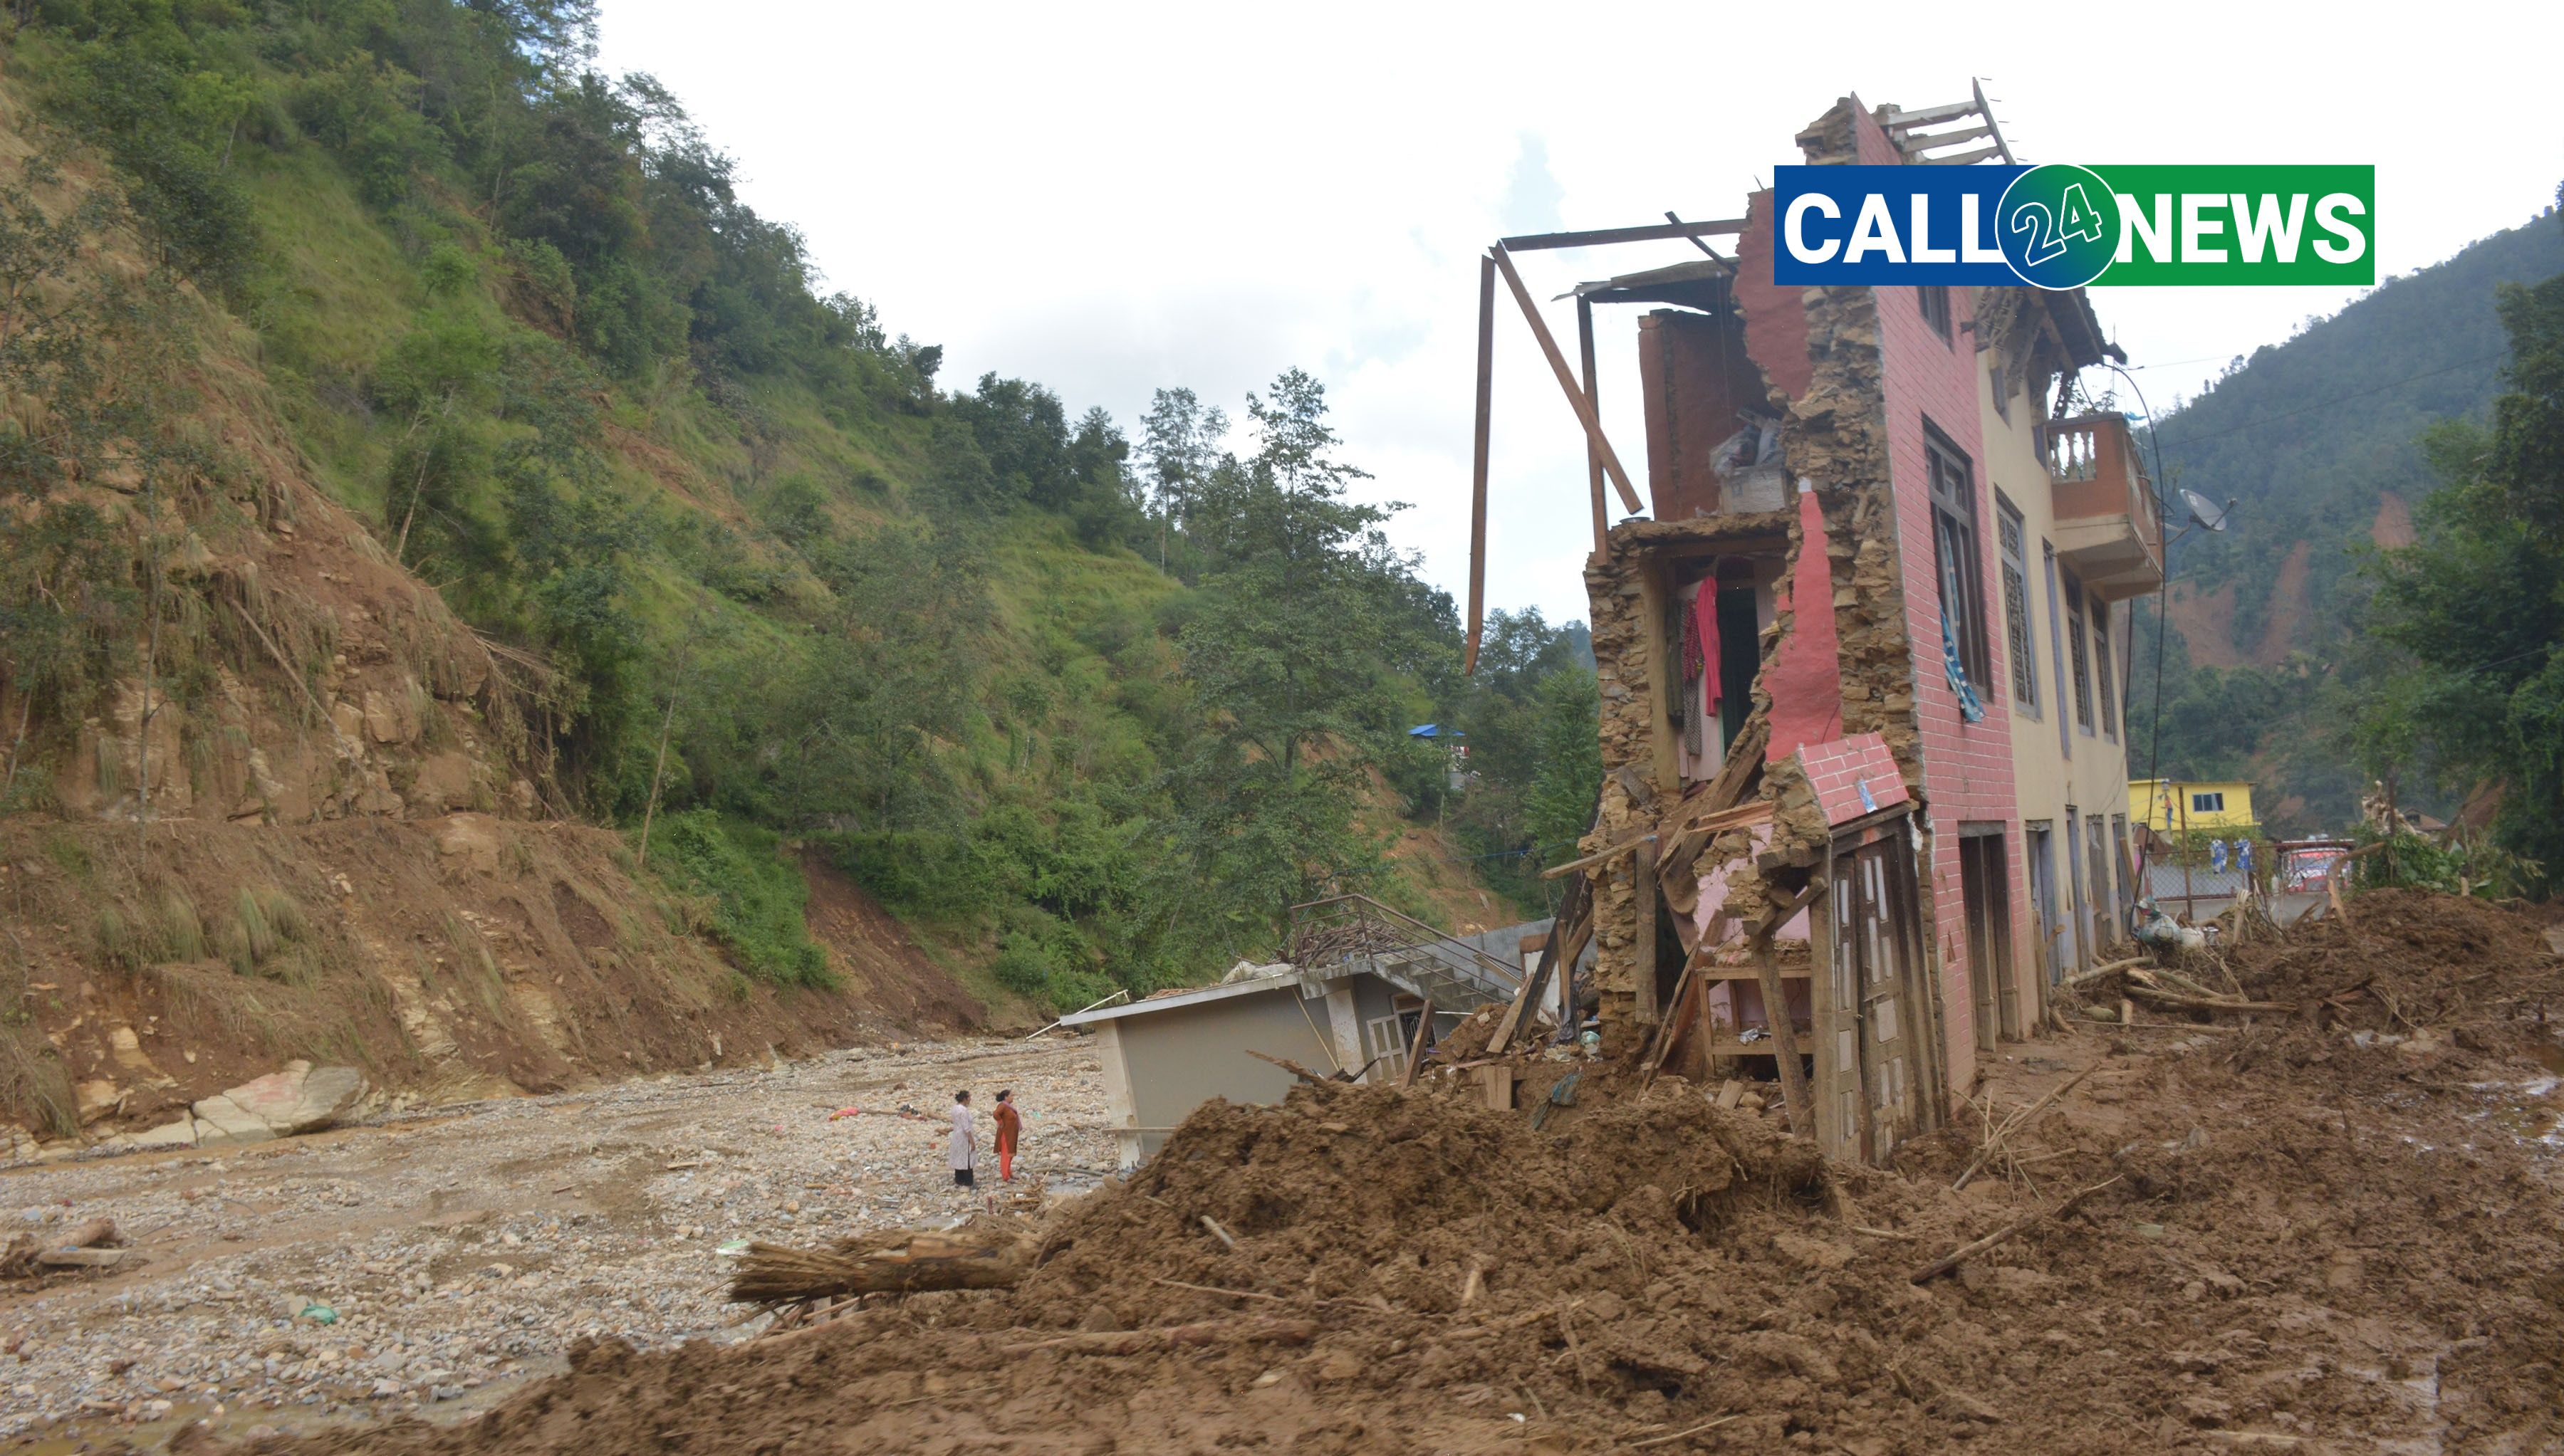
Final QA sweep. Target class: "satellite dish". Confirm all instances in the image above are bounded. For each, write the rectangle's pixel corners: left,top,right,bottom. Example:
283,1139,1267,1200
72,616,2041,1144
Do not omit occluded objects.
2179,489,2234,533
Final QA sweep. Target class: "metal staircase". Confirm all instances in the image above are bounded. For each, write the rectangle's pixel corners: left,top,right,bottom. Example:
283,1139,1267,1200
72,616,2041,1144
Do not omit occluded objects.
1285,895,1522,1012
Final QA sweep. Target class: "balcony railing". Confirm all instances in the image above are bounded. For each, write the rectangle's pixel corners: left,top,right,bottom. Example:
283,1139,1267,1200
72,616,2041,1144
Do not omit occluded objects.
2038,414,2164,599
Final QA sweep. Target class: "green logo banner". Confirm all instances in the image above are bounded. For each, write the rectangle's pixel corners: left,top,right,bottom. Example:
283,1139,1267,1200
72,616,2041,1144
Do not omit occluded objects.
2090,165,2375,287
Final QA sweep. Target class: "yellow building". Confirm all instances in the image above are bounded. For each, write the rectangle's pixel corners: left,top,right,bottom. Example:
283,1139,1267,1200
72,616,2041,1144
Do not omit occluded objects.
2130,779,2258,833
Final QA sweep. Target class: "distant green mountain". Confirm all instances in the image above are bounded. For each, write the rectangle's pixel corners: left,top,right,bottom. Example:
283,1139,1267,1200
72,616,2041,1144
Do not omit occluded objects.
2151,206,2563,656
2128,204,2564,832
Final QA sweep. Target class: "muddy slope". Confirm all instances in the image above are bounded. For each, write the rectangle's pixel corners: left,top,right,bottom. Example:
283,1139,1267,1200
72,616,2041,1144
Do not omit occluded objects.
2,817,980,1151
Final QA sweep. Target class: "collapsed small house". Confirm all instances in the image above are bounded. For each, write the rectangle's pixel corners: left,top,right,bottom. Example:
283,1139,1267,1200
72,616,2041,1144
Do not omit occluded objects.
1063,898,1585,1167
1465,89,2161,1161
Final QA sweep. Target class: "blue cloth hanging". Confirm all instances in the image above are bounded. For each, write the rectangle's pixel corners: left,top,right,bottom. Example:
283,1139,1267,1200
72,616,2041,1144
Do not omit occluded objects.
1941,612,1986,724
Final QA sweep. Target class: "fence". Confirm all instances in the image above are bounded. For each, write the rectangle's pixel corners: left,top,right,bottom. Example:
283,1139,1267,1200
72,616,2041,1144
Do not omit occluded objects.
2140,833,2260,917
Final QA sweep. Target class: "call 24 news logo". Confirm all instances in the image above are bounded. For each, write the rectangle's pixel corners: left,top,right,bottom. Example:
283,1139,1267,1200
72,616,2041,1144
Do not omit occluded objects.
1772,164,2375,290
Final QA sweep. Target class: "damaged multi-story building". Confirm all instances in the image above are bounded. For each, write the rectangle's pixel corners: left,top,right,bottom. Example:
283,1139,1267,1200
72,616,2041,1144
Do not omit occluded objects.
1464,87,2158,1162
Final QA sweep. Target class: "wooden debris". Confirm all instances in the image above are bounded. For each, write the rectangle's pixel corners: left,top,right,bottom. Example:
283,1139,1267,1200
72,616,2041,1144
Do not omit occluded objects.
1246,1049,1335,1086
1149,1277,1375,1311
1488,961,1543,1057
1540,798,1775,880
1199,1215,1239,1250
729,1221,1038,1304
2132,964,2225,1000
1909,1176,2120,1284
2,1219,127,1279
1694,716,1769,815
2125,983,2295,1015
1541,831,1657,881
1637,953,1708,1087
35,1248,129,1268
1951,1062,2101,1191
2061,954,2151,986
1742,881,1824,1136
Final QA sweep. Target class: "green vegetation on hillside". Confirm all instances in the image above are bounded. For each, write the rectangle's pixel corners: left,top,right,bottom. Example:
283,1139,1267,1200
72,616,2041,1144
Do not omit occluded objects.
2343,260,2564,894
2127,204,2564,832
0,0,1599,1005
1434,609,1601,916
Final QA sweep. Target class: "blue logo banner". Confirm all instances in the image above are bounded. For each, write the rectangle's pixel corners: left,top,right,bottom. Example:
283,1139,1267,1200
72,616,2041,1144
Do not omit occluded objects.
1774,165,2027,286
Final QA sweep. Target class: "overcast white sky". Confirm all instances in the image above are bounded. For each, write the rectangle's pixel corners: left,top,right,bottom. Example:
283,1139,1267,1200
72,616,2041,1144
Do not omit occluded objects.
597,1,2559,627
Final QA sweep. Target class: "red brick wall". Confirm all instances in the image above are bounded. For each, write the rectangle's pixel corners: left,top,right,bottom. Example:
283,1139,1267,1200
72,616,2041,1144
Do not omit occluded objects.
1734,192,1813,402
1848,107,2031,1095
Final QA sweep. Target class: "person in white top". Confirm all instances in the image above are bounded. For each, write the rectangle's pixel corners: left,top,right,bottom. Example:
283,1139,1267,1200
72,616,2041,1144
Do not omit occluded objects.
948,1090,976,1188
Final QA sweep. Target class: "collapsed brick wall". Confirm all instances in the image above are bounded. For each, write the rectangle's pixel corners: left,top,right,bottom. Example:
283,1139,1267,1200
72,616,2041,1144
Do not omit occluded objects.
1575,95,1934,1061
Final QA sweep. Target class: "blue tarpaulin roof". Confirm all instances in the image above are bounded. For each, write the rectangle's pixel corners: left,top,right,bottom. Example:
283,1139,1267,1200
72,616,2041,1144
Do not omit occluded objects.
1407,723,1463,738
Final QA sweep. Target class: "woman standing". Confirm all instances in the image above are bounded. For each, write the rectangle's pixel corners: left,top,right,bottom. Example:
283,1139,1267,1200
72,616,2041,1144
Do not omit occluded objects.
948,1089,976,1188
993,1089,1022,1182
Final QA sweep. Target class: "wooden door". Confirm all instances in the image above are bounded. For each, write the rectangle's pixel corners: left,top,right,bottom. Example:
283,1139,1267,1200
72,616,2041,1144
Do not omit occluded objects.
1828,830,1927,1161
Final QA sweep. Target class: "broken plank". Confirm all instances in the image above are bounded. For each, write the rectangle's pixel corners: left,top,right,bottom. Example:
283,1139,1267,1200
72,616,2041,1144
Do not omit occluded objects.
1490,246,1642,513
1397,999,1436,1089
2060,954,2151,986
1909,1177,2120,1284
1244,1049,1334,1086
1541,831,1657,880
34,1248,130,1268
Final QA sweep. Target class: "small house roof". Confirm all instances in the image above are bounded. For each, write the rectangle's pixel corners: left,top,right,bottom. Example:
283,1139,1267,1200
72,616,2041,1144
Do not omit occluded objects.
1059,968,1305,1027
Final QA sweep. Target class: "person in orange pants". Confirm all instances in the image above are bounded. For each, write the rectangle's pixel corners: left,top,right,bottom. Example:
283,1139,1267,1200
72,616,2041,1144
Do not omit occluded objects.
993,1089,1022,1181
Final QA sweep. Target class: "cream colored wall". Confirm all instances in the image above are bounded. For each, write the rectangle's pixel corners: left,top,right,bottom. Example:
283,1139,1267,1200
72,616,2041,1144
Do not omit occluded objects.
1974,318,2134,985
1103,985,1338,1168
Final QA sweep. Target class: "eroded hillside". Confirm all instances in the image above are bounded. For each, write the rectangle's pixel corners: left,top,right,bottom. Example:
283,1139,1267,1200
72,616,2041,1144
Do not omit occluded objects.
0,72,981,1153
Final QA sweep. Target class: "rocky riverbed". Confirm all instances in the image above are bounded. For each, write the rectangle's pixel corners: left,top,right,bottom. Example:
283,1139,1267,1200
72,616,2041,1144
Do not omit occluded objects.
0,1037,1110,1449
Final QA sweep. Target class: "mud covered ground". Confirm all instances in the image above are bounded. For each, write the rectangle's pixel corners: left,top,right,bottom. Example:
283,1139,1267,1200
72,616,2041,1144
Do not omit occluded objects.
44,891,2564,1455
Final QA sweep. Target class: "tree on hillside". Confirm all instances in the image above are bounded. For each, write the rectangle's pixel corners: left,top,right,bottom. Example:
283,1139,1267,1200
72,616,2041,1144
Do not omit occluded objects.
2353,261,2564,894
1146,370,1453,960
1139,387,1227,575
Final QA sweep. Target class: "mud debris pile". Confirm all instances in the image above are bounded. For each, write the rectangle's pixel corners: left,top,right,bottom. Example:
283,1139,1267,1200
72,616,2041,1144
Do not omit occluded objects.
217,892,2564,1455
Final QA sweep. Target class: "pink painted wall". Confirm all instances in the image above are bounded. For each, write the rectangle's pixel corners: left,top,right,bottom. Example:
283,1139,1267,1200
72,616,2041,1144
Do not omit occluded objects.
1847,106,2031,1097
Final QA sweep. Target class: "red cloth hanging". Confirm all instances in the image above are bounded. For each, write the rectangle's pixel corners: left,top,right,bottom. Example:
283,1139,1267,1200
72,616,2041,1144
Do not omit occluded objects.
1694,569,1724,715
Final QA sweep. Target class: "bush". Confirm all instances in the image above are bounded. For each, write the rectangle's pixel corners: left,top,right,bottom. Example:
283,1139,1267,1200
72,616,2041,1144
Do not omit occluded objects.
989,926,1113,1013
419,242,474,299
645,810,833,988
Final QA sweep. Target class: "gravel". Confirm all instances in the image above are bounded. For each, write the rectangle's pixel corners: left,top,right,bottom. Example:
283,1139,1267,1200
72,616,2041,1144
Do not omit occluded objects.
0,1037,1111,1445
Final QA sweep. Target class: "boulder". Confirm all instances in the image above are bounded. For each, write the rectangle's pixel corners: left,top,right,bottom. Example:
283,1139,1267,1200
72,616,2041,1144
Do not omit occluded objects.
434,814,504,876
363,681,420,745
192,1060,368,1145
189,1095,275,1147
128,1117,199,1150
363,690,400,743
411,752,476,812
75,1079,122,1125
329,700,368,748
